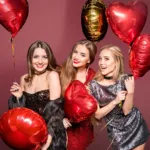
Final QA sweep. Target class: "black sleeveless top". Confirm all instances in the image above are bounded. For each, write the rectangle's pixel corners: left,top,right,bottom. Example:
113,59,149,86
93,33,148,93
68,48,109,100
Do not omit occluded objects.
23,90,49,116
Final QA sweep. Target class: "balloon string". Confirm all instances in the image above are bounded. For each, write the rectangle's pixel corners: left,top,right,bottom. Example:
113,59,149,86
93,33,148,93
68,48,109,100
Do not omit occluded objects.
11,38,16,81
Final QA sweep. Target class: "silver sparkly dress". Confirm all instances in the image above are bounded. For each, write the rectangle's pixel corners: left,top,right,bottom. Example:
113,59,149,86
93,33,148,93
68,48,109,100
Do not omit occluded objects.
89,75,149,150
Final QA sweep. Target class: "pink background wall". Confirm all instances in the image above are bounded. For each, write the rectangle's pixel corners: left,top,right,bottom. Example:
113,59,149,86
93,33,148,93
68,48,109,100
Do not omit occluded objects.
0,0,149,149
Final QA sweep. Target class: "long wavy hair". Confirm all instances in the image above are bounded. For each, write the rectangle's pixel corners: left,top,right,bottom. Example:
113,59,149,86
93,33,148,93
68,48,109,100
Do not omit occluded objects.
94,44,124,81
60,39,97,96
25,40,60,83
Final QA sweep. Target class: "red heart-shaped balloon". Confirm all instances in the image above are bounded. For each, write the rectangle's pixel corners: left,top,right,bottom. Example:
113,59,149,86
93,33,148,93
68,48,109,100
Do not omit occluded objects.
0,108,48,150
129,34,150,79
0,0,29,38
106,0,148,44
64,80,97,123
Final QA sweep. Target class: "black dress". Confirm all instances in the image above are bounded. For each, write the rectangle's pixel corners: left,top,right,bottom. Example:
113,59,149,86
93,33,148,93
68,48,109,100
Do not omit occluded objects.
8,90,66,150
89,75,149,150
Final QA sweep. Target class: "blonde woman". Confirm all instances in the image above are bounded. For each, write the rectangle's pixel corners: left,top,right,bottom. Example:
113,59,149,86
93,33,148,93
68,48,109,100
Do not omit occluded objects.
89,45,149,150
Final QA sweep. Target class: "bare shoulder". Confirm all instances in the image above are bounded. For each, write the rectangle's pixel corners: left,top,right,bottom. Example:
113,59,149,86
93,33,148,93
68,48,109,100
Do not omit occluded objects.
20,74,28,81
47,71,61,99
20,74,28,84
47,71,59,80
20,74,28,89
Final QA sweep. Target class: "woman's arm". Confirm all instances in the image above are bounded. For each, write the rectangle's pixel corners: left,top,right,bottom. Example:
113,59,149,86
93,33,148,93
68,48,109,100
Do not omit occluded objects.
122,76,134,115
95,91,126,120
44,71,64,124
41,134,52,150
42,71,66,150
47,71,61,100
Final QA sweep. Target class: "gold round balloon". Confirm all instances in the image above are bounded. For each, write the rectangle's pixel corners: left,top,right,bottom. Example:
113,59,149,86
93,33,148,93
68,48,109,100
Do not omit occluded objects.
81,0,108,42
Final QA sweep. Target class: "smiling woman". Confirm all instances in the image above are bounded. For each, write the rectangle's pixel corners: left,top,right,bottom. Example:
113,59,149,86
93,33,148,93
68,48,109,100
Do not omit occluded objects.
60,39,97,150
31,47,49,74
89,45,149,150
8,41,67,150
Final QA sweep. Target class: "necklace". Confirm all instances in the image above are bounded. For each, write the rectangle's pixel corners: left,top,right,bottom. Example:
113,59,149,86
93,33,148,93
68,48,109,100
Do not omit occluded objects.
34,69,47,75
104,76,113,80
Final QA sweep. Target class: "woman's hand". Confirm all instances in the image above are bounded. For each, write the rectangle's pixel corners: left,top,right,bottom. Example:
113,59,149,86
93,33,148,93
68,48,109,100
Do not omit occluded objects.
63,118,72,129
114,91,127,104
41,134,52,150
10,82,23,99
125,76,135,94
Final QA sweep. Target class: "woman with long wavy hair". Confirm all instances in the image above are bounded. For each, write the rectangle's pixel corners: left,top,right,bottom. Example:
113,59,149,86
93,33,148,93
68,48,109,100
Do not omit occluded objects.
60,39,97,150
9,40,66,150
89,45,149,150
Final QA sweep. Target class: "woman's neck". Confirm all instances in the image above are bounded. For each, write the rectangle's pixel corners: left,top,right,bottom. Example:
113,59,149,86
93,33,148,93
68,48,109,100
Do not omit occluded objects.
34,69,47,76
77,67,87,73
75,67,88,83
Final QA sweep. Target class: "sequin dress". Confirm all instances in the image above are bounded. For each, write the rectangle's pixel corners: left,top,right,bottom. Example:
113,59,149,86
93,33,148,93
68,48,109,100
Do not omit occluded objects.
65,68,95,150
89,75,149,150
8,90,67,150
23,90,49,116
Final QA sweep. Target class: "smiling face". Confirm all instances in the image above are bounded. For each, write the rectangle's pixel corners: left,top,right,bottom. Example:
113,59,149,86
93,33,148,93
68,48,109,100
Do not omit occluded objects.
99,49,116,77
32,48,48,73
72,44,90,68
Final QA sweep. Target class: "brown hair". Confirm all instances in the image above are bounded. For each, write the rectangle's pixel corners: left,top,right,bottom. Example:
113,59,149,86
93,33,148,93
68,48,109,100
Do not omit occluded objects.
60,39,97,95
94,44,124,81
25,40,60,83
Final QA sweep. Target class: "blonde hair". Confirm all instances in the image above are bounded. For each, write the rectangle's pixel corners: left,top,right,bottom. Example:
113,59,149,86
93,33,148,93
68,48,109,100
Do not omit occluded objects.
60,39,97,96
94,44,124,81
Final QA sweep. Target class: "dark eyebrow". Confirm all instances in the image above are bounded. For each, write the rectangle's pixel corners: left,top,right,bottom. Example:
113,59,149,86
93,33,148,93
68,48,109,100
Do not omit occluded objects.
80,52,86,55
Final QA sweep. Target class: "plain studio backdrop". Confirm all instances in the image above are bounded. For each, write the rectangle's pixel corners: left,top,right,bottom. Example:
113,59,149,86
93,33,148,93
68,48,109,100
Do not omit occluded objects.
0,0,149,149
